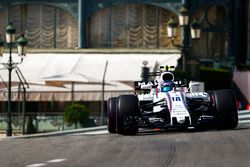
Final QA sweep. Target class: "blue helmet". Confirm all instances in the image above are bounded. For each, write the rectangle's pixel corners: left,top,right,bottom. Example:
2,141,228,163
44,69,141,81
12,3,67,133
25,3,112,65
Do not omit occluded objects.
162,80,173,92
160,72,174,92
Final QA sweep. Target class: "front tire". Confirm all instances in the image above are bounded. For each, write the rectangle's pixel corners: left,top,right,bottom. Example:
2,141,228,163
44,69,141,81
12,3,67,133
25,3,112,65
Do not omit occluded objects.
107,97,117,133
212,89,238,129
117,95,139,135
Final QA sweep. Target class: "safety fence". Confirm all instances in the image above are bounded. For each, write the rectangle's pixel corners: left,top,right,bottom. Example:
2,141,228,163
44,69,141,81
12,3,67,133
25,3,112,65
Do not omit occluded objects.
238,110,250,124
0,113,105,136
0,111,249,136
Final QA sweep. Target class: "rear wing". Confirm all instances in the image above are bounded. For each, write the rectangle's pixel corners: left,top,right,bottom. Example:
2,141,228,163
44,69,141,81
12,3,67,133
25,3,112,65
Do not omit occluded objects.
134,80,159,90
135,80,189,90
136,65,189,90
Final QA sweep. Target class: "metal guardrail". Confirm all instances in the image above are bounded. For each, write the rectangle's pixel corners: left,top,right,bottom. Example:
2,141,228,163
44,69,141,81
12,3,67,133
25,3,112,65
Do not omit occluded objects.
0,113,105,133
238,110,250,124
0,126,107,140
1,110,249,140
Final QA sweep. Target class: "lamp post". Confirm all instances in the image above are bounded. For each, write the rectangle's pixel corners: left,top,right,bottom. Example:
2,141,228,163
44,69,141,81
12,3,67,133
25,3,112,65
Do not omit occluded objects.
167,5,201,71
0,23,28,137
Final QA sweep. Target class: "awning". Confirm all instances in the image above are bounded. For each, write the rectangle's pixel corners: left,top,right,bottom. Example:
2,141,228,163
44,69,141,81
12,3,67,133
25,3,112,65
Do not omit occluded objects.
0,52,181,101
0,82,134,101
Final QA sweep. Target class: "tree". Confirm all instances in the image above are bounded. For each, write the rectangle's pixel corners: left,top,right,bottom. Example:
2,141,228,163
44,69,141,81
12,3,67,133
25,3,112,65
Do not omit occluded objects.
64,103,89,129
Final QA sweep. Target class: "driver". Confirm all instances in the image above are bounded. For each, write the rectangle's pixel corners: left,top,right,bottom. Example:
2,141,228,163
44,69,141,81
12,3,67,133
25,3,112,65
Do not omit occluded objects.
160,72,174,92
161,80,174,92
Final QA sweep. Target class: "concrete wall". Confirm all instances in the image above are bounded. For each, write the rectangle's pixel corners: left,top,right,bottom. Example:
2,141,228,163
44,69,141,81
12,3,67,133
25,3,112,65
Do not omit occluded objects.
248,2,250,53
233,71,250,103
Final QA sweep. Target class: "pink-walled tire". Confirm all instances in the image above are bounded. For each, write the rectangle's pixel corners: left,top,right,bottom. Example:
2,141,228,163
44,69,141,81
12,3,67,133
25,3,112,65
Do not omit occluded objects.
212,89,238,129
107,97,117,133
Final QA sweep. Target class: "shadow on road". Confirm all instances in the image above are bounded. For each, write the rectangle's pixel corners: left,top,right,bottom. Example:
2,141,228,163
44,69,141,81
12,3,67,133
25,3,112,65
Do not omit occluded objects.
134,124,250,136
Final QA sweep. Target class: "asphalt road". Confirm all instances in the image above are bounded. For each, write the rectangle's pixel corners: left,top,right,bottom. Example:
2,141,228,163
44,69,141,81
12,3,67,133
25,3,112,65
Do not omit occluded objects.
1,126,250,167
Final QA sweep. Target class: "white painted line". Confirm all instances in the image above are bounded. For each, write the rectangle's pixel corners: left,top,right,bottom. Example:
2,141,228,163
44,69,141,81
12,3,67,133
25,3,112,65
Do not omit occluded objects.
25,163,47,167
83,130,109,135
188,127,195,130
47,158,66,163
68,130,109,136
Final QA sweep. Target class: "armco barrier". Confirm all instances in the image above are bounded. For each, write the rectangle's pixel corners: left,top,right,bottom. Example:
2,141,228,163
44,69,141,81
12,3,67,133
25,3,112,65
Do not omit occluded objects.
238,110,250,124
1,111,250,140
0,126,107,140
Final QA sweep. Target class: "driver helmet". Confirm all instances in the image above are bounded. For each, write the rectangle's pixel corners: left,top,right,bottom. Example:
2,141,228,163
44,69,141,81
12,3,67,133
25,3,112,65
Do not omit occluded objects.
160,72,174,92
162,80,174,92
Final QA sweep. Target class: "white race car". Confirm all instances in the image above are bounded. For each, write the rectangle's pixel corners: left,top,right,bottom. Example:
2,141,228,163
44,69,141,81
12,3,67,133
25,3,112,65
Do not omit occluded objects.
107,66,238,135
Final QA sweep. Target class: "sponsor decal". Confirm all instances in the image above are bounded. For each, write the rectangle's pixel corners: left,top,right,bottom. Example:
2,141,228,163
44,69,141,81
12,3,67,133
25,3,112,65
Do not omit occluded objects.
135,80,158,89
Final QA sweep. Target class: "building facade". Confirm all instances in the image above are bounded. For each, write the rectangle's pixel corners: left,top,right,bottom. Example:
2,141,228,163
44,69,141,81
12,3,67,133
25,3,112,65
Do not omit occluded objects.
0,0,248,63
0,0,249,133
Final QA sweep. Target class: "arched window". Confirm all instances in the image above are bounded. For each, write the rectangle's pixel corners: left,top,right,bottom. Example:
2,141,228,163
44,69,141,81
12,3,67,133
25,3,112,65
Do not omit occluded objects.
88,3,180,49
0,4,78,49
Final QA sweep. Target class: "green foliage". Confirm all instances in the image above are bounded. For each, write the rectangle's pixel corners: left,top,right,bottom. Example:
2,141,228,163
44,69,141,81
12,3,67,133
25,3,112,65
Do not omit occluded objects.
199,67,233,91
199,66,231,73
236,63,250,71
64,103,89,128
173,69,189,80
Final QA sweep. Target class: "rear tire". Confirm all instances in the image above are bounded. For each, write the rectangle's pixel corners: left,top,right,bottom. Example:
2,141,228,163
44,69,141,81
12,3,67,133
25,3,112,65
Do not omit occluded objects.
212,89,238,129
107,97,117,133
117,95,139,135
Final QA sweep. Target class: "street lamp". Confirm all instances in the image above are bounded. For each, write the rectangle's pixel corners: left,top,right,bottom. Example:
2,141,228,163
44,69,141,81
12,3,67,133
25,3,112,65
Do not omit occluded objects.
167,5,201,71
0,23,28,137
179,5,189,26
0,36,4,56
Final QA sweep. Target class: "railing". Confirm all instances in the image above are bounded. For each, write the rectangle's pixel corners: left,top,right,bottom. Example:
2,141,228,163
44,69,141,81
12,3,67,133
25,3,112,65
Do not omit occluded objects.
238,110,250,124
0,110,249,135
0,113,103,135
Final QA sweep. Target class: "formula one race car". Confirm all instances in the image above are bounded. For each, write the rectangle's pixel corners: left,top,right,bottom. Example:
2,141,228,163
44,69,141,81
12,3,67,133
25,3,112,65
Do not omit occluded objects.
107,66,238,135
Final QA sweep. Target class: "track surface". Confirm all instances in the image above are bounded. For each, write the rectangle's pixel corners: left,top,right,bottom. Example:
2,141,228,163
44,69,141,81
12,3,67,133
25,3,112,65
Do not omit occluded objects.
1,126,250,167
